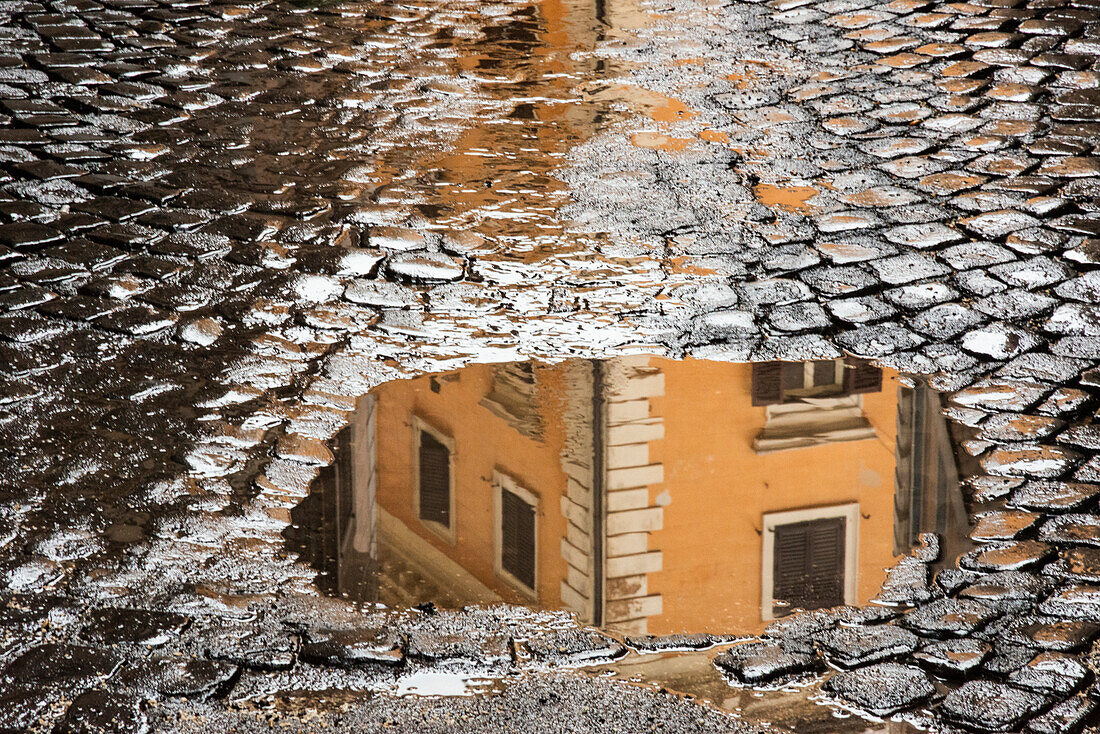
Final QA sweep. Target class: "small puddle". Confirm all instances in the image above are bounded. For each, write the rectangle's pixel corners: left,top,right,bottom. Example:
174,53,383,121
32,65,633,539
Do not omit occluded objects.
598,648,928,733
286,355,978,725
393,670,508,697
752,183,821,215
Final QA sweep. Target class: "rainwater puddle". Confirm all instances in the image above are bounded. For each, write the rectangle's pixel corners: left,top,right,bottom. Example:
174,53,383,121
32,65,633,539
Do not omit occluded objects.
600,648,928,733
393,670,507,697
287,355,978,726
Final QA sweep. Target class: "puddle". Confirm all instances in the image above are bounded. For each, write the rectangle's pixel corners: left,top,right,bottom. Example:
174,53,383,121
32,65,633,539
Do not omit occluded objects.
393,670,507,697
289,356,973,628
287,355,979,722
752,183,821,215
600,649,927,733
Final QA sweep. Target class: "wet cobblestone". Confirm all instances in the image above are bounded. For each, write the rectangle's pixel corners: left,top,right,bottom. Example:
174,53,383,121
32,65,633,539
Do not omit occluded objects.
0,0,1095,727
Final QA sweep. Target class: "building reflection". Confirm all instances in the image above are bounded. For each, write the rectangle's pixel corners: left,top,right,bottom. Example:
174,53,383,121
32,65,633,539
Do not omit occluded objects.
288,356,971,636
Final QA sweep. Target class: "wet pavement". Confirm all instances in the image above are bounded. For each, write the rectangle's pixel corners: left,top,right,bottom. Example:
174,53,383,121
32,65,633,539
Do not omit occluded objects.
0,0,1099,728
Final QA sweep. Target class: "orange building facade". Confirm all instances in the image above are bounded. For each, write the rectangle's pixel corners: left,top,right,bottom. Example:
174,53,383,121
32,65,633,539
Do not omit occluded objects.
284,355,970,639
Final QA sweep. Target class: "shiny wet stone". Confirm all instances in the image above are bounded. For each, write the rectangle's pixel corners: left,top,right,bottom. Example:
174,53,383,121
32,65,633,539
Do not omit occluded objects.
2,643,122,686
80,608,190,646
1009,482,1100,512
913,638,991,676
939,680,1050,732
1040,514,1100,547
713,642,820,685
959,540,1054,572
56,691,146,734
1007,651,1088,696
903,598,1001,638
299,628,404,668
405,631,510,666
205,626,298,671
1002,616,1100,653
816,624,919,668
823,662,935,716
958,571,1050,603
1025,694,1096,734
115,656,239,699
1040,585,1100,621
1051,547,1100,583
979,413,1064,443
0,684,58,731
524,630,626,666
970,509,1042,541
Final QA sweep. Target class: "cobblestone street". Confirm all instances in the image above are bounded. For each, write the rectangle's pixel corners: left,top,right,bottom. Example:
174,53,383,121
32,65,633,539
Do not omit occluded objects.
0,0,1099,728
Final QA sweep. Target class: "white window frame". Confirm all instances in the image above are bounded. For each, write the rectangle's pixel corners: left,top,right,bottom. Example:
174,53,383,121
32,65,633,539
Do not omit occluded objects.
493,471,538,598
413,416,456,544
760,502,859,622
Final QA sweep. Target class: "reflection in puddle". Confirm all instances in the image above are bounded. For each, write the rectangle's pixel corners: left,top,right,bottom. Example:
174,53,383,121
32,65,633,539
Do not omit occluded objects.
605,650,900,733
394,671,506,698
752,183,821,215
289,357,973,642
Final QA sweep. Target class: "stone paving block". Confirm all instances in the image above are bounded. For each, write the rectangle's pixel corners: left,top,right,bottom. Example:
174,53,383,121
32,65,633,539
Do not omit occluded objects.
1025,693,1096,734
971,509,1043,541
406,631,511,667
1008,651,1088,696
1009,482,1100,512
982,444,1082,479
980,413,1064,443
80,607,190,646
817,624,920,668
958,571,1051,603
913,638,991,676
823,662,935,716
205,626,299,671
1002,615,1100,653
299,628,404,668
903,597,1001,638
2,643,122,686
524,629,626,666
714,641,821,685
116,656,239,699
939,680,1051,733
55,690,146,734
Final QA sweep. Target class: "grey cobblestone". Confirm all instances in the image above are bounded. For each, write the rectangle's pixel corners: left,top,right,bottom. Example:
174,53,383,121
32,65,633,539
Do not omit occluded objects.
0,0,1095,727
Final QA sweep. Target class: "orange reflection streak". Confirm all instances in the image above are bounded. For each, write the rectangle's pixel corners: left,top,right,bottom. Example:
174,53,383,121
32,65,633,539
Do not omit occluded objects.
647,92,697,124
753,183,820,215
631,131,693,151
350,0,621,265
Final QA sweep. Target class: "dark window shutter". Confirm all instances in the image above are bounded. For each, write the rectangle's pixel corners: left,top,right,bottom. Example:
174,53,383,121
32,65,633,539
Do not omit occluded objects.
812,360,836,387
772,516,845,616
772,523,808,616
501,488,535,589
751,362,784,406
843,359,882,395
418,432,450,527
806,518,845,607
781,363,805,392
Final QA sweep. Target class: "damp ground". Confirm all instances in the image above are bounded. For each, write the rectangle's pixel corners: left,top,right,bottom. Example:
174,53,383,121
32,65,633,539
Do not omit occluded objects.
1,0,1099,730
